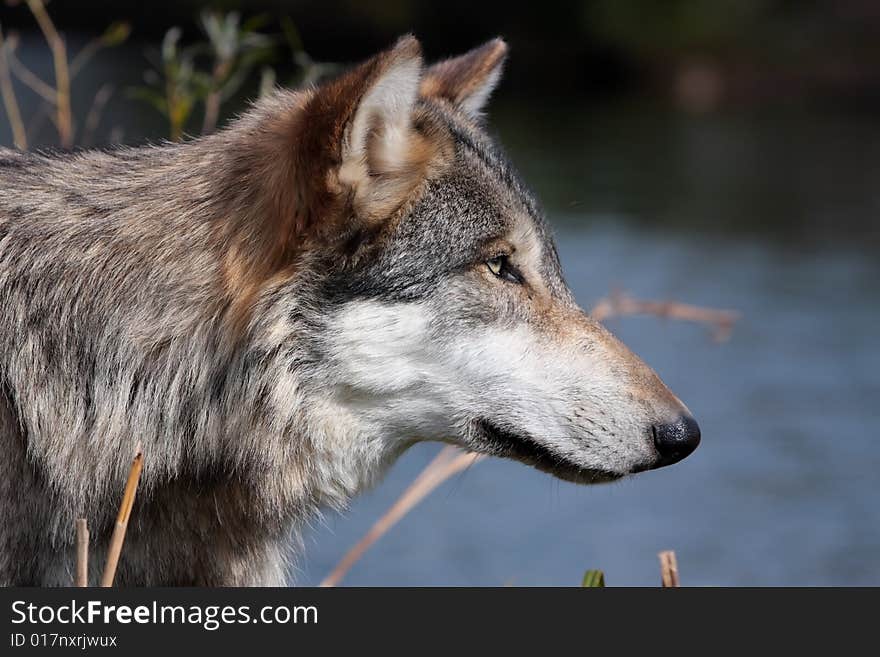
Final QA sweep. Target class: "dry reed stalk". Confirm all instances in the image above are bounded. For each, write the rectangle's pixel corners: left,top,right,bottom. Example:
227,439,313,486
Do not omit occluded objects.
81,83,113,146
590,290,739,342
4,44,57,103
100,445,144,587
0,27,27,149
75,518,89,587
202,59,233,135
25,0,72,147
320,446,483,587
659,550,680,587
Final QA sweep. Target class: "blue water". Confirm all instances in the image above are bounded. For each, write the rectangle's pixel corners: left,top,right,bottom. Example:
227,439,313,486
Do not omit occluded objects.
295,222,879,586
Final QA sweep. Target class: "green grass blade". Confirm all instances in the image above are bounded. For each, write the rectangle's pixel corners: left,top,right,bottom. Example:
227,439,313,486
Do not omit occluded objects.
582,570,606,587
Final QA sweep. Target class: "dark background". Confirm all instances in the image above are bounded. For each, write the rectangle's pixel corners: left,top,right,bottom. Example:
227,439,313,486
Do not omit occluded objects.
6,0,880,104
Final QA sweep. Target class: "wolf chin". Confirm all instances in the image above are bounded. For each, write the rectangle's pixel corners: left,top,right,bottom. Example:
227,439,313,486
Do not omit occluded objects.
0,36,700,586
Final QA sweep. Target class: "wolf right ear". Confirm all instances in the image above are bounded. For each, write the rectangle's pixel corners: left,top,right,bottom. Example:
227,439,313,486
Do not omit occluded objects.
340,36,422,175
290,35,439,234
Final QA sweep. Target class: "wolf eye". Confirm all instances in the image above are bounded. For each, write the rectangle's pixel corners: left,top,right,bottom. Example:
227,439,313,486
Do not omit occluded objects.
486,255,521,283
487,256,504,276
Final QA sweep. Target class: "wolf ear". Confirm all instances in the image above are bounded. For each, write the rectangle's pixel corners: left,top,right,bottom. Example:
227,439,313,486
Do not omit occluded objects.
340,36,422,178
286,35,433,235
334,35,431,224
420,38,508,118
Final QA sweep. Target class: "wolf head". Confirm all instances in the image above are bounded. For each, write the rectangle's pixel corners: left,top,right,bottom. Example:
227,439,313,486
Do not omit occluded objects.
245,36,699,487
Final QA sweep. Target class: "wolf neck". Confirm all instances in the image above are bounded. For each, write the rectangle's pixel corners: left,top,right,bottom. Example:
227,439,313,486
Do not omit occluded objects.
237,280,413,509
155,96,415,512
195,98,412,512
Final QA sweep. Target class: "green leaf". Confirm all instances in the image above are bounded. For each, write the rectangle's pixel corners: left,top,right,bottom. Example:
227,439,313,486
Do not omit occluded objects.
582,570,606,587
100,21,131,47
281,16,304,52
258,66,277,99
161,27,182,65
241,13,271,35
125,87,167,115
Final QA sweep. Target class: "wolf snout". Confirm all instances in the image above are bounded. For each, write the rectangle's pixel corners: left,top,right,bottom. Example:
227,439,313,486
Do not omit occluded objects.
650,415,701,468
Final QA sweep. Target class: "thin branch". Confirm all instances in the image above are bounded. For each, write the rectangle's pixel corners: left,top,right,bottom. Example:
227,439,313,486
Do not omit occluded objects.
100,444,144,587
0,27,27,149
590,289,739,342
5,47,57,103
320,446,483,587
201,93,220,135
69,39,104,80
108,124,124,144
659,550,680,587
16,22,127,145
24,99,56,143
25,0,72,147
20,53,89,142
70,22,131,79
81,83,112,146
75,518,89,587
201,58,232,135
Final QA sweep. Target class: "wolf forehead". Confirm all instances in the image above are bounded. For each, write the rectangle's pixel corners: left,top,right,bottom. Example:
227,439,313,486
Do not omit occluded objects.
325,100,568,304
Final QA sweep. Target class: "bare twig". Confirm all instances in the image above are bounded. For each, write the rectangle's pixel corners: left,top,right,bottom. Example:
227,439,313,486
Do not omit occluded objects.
659,550,680,587
25,0,72,147
5,46,57,103
69,41,102,80
75,518,89,587
590,289,739,342
100,444,144,587
24,100,52,144
81,83,113,146
320,446,483,587
0,27,27,149
12,19,128,146
108,125,124,144
201,59,232,135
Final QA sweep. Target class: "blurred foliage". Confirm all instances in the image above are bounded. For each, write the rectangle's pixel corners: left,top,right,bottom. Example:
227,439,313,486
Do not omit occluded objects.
4,0,880,107
3,0,880,148
0,0,130,148
129,10,336,140
131,11,273,140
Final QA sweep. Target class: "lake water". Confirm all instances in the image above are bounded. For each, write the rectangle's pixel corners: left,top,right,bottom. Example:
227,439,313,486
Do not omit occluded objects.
295,105,880,586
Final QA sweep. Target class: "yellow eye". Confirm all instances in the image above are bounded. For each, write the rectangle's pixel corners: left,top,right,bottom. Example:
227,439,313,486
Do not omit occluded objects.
487,257,504,276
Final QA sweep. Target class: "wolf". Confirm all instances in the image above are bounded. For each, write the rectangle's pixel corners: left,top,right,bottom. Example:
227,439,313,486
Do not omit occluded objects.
0,36,700,586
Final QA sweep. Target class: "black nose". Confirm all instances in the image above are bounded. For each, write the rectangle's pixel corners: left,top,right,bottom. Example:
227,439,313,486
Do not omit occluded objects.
652,415,701,467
